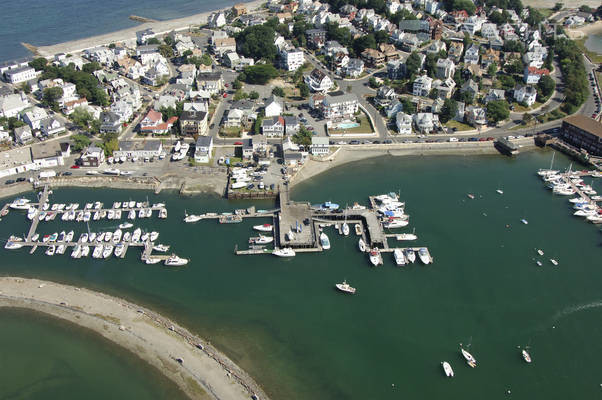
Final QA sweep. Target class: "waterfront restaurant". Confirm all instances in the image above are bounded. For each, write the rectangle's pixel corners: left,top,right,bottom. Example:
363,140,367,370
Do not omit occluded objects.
561,115,602,157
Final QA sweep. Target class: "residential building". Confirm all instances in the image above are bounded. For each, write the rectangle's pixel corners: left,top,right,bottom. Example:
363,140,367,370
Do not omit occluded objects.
435,58,455,79
99,111,122,134
304,68,334,92
480,23,499,40
180,110,208,136
84,47,115,65
396,112,412,134
386,99,403,118
0,92,30,118
136,45,161,65
413,112,437,133
0,127,9,142
481,48,500,69
466,106,487,126
232,3,247,16
378,43,401,61
375,86,397,107
560,115,602,156
4,66,36,84
62,98,89,115
110,100,133,123
213,37,237,56
14,126,33,144
523,66,550,84
194,136,213,163
345,58,364,78
264,95,284,117
283,150,306,166
23,107,49,131
39,117,65,137
311,136,330,156
140,110,178,134
464,44,480,65
322,92,359,120
197,72,224,95
280,48,305,71
513,85,537,106
306,29,327,48
208,12,227,28
261,116,285,137
323,41,348,57
113,141,163,159
426,40,447,54
484,89,506,103
434,78,456,99
460,79,479,98
30,142,68,168
413,75,433,97
78,145,105,167
361,49,385,66
136,28,155,44
284,116,300,135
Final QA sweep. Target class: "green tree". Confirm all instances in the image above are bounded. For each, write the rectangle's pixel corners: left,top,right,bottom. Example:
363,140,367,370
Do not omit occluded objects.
158,44,174,59
400,98,416,114
8,117,26,130
352,34,376,56
70,107,96,129
249,91,260,100
82,62,102,74
299,82,310,98
292,126,313,147
537,74,555,100
522,112,533,124
71,134,91,151
232,79,243,89
525,7,545,27
369,77,381,88
29,57,48,71
503,40,525,54
253,116,263,135
147,38,161,45
272,87,285,97
486,100,510,123
552,2,563,11
20,82,31,94
164,36,175,46
42,87,64,111
242,64,278,84
405,52,422,78
440,99,458,123
498,74,516,90
201,54,213,66
487,64,498,76
233,89,249,101
236,24,278,61
325,23,352,47
579,5,592,12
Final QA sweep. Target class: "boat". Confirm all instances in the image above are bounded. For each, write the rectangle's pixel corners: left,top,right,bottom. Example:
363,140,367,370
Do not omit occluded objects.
536,260,542,267
358,238,367,252
56,244,66,255
107,209,115,219
65,230,74,242
31,233,39,242
127,210,136,220
255,235,273,245
396,233,418,241
461,348,477,368
335,280,356,294
89,232,96,242
112,229,123,243
393,248,406,266
153,244,170,252
4,236,24,250
92,245,103,258
128,201,136,208
114,243,125,258
521,219,528,225
145,257,162,264
184,214,203,223
369,248,382,266
97,232,105,242
115,210,122,219
45,245,56,256
273,248,295,257
442,362,454,377
405,249,416,263
71,245,82,259
418,247,432,264
102,245,114,258
141,232,149,242
42,235,50,243
150,231,159,241
569,197,589,203
537,249,544,256
132,228,142,242
164,254,189,266
123,232,131,242
320,201,339,210
104,231,113,242
522,349,532,363
253,224,273,232
550,259,559,266
320,232,331,250
496,189,504,195
93,211,100,221
83,211,91,222
58,231,66,242
159,208,167,219
80,246,90,257
467,193,475,199
341,222,350,236
9,198,31,210
537,152,557,177
383,219,409,229
119,222,133,229
354,224,362,235
586,215,602,224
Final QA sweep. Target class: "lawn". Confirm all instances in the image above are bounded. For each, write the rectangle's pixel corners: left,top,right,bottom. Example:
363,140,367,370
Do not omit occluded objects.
444,120,473,131
575,37,602,64
512,101,543,113
220,126,242,137
327,113,374,135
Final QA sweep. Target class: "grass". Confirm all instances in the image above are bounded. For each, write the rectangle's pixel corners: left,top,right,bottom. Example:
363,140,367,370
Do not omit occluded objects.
444,120,473,131
536,8,554,18
219,126,242,137
512,101,543,113
328,113,374,135
574,37,602,64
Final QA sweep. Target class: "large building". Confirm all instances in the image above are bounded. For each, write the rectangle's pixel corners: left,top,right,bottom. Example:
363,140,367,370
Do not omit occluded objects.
113,141,163,159
4,66,36,84
561,115,602,156
322,92,359,120
180,110,208,136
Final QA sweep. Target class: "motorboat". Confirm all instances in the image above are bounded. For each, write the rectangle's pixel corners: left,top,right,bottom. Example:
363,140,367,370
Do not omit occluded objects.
97,232,105,242
115,210,122,219
104,231,113,242
92,245,103,258
114,243,125,258
254,235,273,245
45,245,56,256
145,257,162,265
354,224,362,235
383,219,409,229
164,254,189,266
128,201,136,208
102,245,114,259
405,249,416,263
141,232,149,242
369,248,382,266
76,211,84,222
65,230,74,242
569,197,588,203
254,224,273,232
521,219,528,225
107,209,115,220
467,193,475,199
83,211,91,222
9,198,31,210
152,203,166,209
123,232,132,242
4,236,24,250
536,260,542,267
119,222,133,229
150,231,159,241
461,348,477,368
58,231,66,242
273,248,295,257
496,189,504,195
550,259,559,266
341,223,350,236
418,247,432,264
31,233,39,242
184,214,203,223
138,209,145,218
56,244,67,254
574,209,596,217
442,362,454,377
153,244,170,252
396,233,417,241
112,229,123,243
159,209,167,219
536,249,544,256
89,232,96,242
522,349,532,363
314,201,339,211
71,245,82,259
358,238,367,252
320,232,331,250
93,211,100,221
586,215,602,224
393,248,406,266
335,280,356,294
80,245,90,257
132,228,142,242
49,232,58,242
128,210,136,220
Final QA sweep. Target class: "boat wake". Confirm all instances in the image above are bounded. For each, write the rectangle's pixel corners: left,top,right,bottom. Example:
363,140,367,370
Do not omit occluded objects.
552,300,602,322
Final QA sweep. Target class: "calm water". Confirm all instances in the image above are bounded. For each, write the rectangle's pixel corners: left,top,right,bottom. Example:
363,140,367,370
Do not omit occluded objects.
0,150,601,399
585,33,602,55
0,0,241,62
0,308,187,399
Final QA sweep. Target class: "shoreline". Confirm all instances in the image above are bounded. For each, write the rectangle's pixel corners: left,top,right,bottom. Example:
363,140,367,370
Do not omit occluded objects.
567,20,602,40
0,277,268,400
33,0,264,57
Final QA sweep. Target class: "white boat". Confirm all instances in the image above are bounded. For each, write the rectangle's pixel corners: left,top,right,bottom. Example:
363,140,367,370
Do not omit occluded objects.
141,232,149,242
150,231,159,241
550,259,559,266
97,232,106,242
521,219,528,225
393,248,406,266
159,209,167,219
115,210,122,219
83,211,91,222
341,222,350,236
80,245,90,257
335,280,356,294
418,247,432,264
586,215,602,224
536,260,542,267
383,219,409,229
354,224,362,235
320,232,331,250
358,238,367,252
369,248,382,266
112,229,123,243
405,249,416,263
123,232,132,242
138,209,145,218
102,245,114,259
153,244,170,252
184,214,203,223
174,141,182,152
92,245,103,258
145,257,162,264
9,198,31,210
71,245,82,259
254,224,273,232
65,230,74,242
574,210,596,217
45,245,56,256
31,233,39,242
164,254,189,266
93,211,100,221
128,201,136,208
442,362,454,377
255,235,273,245
4,236,24,250
132,228,142,242
119,222,133,229
89,232,96,242
496,189,503,195
104,168,120,175
536,249,544,256
85,203,93,209
104,231,113,242
396,233,418,241
522,349,532,363
537,152,557,177
107,209,115,219
128,210,136,220
273,248,295,257
114,243,125,257
461,348,477,368
569,197,588,203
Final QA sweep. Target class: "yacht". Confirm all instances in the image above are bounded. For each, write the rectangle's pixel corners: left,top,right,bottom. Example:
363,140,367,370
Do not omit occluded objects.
521,219,529,225
574,209,596,217
159,209,167,219
80,245,90,257
393,248,406,266
496,189,504,195
104,231,113,242
383,219,409,229
119,222,133,229
132,228,142,242
522,349,532,363
9,198,31,210
396,233,418,241
184,213,203,223
150,231,159,241
102,245,114,259
89,232,96,242
71,245,82,259
273,248,295,257
4,236,24,250
123,232,132,242
405,249,416,263
45,245,56,256
418,247,432,264
97,232,105,242
145,257,162,265
536,249,544,256
164,254,189,266
65,231,74,242
369,248,382,266
254,224,273,232
56,244,66,255
128,209,136,220
354,224,362,236
92,245,103,259
153,244,170,252
442,362,454,377
114,243,125,258
112,229,123,243
358,238,367,252
461,348,477,368
320,232,331,250
254,235,273,245
550,259,559,266
341,222,350,236
335,280,356,294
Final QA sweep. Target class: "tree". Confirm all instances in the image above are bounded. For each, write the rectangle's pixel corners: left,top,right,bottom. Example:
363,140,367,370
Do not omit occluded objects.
272,87,285,97
236,24,278,61
232,79,243,90
522,113,533,124
498,74,516,90
71,134,91,151
525,7,545,27
20,82,31,94
400,98,416,114
249,91,260,100
440,99,458,123
164,36,175,46
82,62,101,74
201,54,213,66
299,82,310,98
42,87,64,111
325,22,352,47
579,5,592,13
442,0,476,15
71,107,96,129
100,132,119,156
292,126,313,147
537,75,555,99
29,58,48,71
147,38,161,45
374,30,389,45
486,100,510,123
352,34,376,56
503,40,525,54
242,64,278,84
405,52,422,78
253,116,263,135
158,44,174,59
369,77,381,88
7,117,26,130
487,64,498,76
160,106,178,121
552,2,563,11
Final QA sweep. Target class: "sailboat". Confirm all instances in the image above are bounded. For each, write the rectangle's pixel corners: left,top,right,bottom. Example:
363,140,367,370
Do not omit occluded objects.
341,206,349,236
537,152,558,177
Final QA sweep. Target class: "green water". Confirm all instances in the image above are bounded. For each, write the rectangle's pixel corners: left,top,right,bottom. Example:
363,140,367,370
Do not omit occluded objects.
0,308,187,399
0,150,601,399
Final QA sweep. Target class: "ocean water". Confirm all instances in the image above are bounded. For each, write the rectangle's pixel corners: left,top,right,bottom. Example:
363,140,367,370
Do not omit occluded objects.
0,150,601,399
585,33,602,56
0,0,240,62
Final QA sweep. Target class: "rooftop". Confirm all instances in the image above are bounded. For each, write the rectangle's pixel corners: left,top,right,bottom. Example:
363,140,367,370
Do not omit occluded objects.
563,115,602,138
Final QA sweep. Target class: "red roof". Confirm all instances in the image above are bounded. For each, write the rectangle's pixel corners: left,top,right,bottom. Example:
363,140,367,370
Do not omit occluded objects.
527,67,550,75
144,109,163,123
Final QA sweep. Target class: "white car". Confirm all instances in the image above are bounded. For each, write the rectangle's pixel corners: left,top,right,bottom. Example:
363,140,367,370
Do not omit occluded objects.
449,137,458,142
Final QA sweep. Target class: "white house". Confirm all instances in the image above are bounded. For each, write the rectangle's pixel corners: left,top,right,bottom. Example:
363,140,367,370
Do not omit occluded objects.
413,112,437,133
194,136,213,163
435,58,455,79
0,93,30,118
0,127,10,142
322,92,359,120
136,28,156,45
261,116,285,137
345,58,364,78
208,12,227,28
464,44,480,65
280,48,305,71
514,85,537,106
304,68,334,92
23,107,49,131
14,126,33,144
310,136,330,156
113,141,163,159
264,95,284,117
396,112,412,134
523,66,549,84
413,75,433,97
110,100,133,123
39,117,65,137
4,66,36,84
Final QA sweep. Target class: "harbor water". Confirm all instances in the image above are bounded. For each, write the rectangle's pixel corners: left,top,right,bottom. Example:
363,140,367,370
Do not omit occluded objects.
0,150,601,399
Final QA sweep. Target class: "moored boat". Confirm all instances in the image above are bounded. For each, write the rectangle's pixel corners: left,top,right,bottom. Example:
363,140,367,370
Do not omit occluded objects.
418,247,432,264
354,224,362,235
335,280,356,294
369,248,382,266
320,232,331,250
273,248,295,257
184,213,203,223
119,222,133,229
253,224,273,232
461,348,477,368
522,349,532,363
393,248,406,266
164,254,189,266
358,238,366,252
442,361,454,377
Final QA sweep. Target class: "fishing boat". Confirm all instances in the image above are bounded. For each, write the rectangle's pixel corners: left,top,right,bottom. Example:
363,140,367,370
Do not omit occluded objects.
461,348,477,368
164,254,189,266
405,249,416,263
358,238,367,252
442,362,454,377
153,244,170,252
253,224,273,232
335,280,356,294
320,232,331,250
369,248,382,266
393,248,406,266
119,222,133,229
273,248,295,257
145,257,162,265
522,349,532,363
45,245,56,256
550,259,559,266
354,224,362,235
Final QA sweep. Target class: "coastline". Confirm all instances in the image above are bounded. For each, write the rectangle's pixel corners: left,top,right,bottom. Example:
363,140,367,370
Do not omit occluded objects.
566,20,602,40
33,0,265,57
0,277,268,400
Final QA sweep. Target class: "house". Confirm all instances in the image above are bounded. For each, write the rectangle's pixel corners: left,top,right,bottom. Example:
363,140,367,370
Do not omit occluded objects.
561,115,602,156
180,110,208,136
284,116,300,135
225,100,255,127
481,48,500,69
232,3,247,16
242,139,254,159
480,23,499,40
309,94,325,110
306,29,327,48
396,112,412,134
523,66,550,84
464,44,480,65
426,40,447,54
0,127,9,142
361,48,385,67
311,136,330,156
455,101,465,122
99,111,122,134
208,11,227,28
283,150,306,166
194,136,213,163
14,125,33,144
461,79,479,98
462,16,485,36
322,92,359,120
434,78,456,99
375,86,397,107
413,112,437,133
399,20,430,33
445,41,463,63
514,85,537,106
261,116,285,137
378,44,401,61
435,58,455,79
197,72,224,95
4,66,36,84
466,106,487,126
323,41,348,57
280,48,305,71
213,37,237,56
30,141,68,168
136,28,155,44
400,34,420,52
84,47,115,65
23,107,49,131
413,75,433,97
136,45,161,65
489,36,504,51
386,99,404,118
62,98,89,115
345,58,364,78
140,110,177,134
387,59,406,80
265,95,284,117
252,134,269,154
0,92,29,118
484,89,506,103
304,69,334,92
113,140,163,159
78,145,105,167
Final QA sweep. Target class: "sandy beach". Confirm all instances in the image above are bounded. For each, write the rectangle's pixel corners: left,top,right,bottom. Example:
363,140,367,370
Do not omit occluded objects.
0,277,268,400
34,0,265,57
566,20,602,39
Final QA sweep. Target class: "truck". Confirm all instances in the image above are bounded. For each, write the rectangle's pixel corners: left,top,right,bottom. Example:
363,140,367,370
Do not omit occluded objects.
39,170,57,179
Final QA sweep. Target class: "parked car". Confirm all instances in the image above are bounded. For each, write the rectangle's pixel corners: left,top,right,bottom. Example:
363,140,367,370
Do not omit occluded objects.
384,139,393,144
234,141,243,145
5,179,15,185
70,165,80,169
